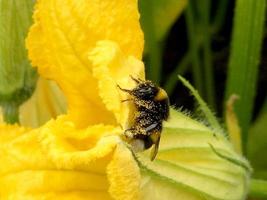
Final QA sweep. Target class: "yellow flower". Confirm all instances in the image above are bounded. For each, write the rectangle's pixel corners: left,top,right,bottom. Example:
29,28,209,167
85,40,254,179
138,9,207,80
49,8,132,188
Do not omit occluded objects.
1,0,143,199
0,0,250,200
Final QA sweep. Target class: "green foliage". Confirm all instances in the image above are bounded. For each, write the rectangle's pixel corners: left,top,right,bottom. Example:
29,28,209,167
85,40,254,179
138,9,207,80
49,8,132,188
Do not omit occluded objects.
139,0,162,83
164,54,190,94
139,0,188,84
139,0,188,42
249,179,267,199
248,101,267,179
0,0,38,123
184,3,203,96
224,0,266,152
165,0,221,109
178,76,222,133
139,0,267,197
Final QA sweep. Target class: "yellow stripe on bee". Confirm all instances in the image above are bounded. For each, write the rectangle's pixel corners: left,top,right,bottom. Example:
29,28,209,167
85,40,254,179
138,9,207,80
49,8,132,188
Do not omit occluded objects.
154,88,168,101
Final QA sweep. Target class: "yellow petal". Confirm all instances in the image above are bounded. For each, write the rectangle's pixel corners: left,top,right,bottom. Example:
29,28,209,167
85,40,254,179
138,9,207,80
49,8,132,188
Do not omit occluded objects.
26,0,144,128
19,77,67,128
0,118,140,199
89,40,145,127
107,142,141,200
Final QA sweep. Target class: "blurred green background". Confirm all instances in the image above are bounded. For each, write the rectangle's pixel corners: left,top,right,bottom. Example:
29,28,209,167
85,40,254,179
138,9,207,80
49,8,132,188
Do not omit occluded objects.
139,0,267,199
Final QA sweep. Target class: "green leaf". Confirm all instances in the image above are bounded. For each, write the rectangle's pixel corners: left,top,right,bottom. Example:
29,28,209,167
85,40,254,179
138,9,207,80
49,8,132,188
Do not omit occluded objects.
224,0,266,152
249,179,267,199
139,0,188,41
178,75,223,134
184,3,203,96
247,101,267,177
164,53,190,95
139,0,162,83
138,0,188,83
0,0,38,123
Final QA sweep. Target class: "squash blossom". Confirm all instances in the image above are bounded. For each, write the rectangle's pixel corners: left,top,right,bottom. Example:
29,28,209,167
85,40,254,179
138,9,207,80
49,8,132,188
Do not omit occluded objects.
0,0,251,200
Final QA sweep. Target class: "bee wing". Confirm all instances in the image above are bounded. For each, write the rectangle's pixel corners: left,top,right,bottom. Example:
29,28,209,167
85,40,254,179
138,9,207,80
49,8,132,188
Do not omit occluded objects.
150,133,161,161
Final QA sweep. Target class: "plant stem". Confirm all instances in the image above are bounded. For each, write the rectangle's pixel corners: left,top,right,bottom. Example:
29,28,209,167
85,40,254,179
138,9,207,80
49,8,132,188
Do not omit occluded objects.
185,2,203,96
199,0,216,110
139,0,162,84
2,104,19,124
225,0,266,153
164,53,190,95
249,179,267,199
212,0,229,33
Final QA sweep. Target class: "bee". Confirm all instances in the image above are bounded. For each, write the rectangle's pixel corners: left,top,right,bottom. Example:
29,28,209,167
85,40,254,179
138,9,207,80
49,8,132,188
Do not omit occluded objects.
118,76,169,161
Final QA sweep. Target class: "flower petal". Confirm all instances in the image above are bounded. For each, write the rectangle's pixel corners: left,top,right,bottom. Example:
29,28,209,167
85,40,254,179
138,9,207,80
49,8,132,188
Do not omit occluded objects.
19,77,67,128
107,142,141,200
26,0,144,128
0,118,140,199
89,40,145,127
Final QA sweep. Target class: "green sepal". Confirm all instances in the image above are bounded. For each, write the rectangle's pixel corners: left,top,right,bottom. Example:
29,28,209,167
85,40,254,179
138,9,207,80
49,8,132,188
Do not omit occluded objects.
0,0,38,123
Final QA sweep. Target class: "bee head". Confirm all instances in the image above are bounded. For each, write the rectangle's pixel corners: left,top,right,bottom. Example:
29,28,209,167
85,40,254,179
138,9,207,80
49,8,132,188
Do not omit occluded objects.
131,81,159,100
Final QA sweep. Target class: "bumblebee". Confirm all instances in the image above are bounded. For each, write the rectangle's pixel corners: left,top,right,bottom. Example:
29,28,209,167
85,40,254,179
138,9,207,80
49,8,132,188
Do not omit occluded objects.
118,76,169,161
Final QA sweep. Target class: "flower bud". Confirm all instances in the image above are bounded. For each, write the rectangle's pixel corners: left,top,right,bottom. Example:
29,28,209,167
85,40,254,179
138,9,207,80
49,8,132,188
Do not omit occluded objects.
138,109,251,200
0,0,37,123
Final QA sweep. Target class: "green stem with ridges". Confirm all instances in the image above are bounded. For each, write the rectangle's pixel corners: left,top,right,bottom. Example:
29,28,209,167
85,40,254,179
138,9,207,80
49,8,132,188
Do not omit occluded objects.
2,104,19,124
249,179,267,199
212,0,229,33
139,0,162,84
184,1,203,96
225,0,266,153
164,53,190,95
199,0,216,110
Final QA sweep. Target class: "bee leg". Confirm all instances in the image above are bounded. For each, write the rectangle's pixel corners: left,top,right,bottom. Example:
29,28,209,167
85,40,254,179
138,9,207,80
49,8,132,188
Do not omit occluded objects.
118,123,123,129
117,84,132,94
121,99,133,103
144,123,162,161
130,75,140,83
130,75,144,83
150,134,161,161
